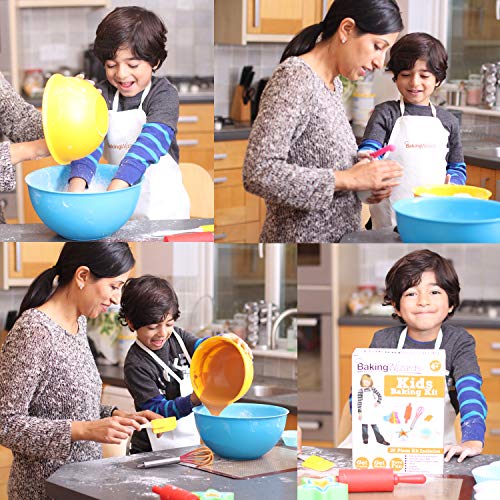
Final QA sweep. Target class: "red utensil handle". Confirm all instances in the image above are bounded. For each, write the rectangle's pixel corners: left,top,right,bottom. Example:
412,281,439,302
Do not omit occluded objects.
369,144,396,158
152,485,198,499
395,474,427,485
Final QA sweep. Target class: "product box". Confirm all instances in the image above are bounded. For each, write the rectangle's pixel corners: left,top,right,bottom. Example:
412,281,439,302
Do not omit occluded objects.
352,348,446,474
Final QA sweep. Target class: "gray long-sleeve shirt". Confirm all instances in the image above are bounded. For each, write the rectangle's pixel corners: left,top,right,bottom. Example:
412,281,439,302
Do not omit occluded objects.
0,308,115,500
0,73,44,222
243,57,360,242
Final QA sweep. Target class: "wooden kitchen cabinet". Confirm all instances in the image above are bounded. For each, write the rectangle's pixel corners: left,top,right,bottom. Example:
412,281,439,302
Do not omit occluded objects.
177,103,214,176
215,0,325,45
466,164,500,201
16,0,109,7
214,139,264,242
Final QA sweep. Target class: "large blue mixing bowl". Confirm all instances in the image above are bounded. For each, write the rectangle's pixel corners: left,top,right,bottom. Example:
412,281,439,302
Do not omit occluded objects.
25,165,142,241
193,403,289,460
394,197,500,243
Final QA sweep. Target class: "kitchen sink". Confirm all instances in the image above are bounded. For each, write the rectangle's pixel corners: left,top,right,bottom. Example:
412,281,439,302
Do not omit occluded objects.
246,385,294,397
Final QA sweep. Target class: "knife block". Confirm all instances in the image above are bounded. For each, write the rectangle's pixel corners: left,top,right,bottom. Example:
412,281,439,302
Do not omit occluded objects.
230,85,251,123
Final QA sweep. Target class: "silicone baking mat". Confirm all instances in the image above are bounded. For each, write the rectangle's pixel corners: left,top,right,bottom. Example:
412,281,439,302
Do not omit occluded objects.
184,446,297,479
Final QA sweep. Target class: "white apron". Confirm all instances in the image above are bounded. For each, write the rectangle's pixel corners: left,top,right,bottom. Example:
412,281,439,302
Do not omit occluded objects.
135,331,200,450
359,388,381,425
104,83,190,220
339,327,456,447
370,98,449,229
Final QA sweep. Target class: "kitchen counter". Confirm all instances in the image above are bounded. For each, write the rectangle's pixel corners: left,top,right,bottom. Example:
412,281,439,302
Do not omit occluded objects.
0,219,213,242
299,447,499,498
97,364,297,414
46,445,296,500
340,227,401,243
339,313,500,329
215,123,252,141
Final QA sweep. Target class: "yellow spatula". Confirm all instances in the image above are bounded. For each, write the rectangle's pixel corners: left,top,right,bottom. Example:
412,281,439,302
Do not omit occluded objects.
139,417,177,433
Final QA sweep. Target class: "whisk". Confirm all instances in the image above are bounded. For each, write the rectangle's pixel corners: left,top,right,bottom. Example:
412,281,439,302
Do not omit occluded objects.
137,446,214,469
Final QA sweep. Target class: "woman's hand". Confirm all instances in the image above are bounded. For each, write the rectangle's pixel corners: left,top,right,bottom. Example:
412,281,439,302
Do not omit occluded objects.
9,139,50,165
71,416,142,444
221,332,254,359
112,409,163,426
444,440,483,463
336,159,403,192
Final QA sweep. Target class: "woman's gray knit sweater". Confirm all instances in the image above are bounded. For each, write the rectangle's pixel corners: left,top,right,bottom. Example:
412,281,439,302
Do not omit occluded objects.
0,309,115,500
243,57,361,242
0,72,44,223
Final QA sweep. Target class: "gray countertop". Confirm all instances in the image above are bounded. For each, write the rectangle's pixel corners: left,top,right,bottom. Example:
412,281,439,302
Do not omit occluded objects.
0,219,213,242
46,445,296,500
340,227,401,243
300,446,500,477
214,123,252,142
339,313,500,329
98,364,297,413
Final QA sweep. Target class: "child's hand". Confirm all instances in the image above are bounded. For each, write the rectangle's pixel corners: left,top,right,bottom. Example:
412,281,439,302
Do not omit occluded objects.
68,177,87,192
444,440,483,462
190,392,201,407
357,150,374,162
221,332,254,359
444,174,451,184
297,425,302,454
107,179,130,191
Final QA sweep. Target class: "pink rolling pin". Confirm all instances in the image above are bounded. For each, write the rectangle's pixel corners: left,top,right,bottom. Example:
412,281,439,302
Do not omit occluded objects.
369,144,396,158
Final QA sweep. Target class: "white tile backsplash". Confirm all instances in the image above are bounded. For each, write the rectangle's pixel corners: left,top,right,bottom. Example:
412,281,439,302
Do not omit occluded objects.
18,0,213,77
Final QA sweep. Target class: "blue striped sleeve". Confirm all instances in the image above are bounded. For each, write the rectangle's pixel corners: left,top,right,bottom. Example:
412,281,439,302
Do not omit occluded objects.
139,393,192,419
358,139,383,154
114,122,175,186
194,336,210,350
349,391,352,415
69,141,105,186
456,373,487,444
447,162,467,185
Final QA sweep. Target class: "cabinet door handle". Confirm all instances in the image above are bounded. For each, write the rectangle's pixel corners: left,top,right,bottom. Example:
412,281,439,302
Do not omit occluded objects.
490,429,500,436
322,0,328,17
481,177,490,188
177,139,199,147
491,368,500,376
298,421,321,430
214,153,228,161
15,242,21,273
178,115,199,124
297,318,318,327
214,233,227,241
491,343,500,350
254,0,260,28
214,177,228,184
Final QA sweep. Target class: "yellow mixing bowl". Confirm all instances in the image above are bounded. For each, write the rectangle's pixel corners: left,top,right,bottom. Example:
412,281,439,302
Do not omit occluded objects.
42,74,109,165
191,336,254,415
413,184,492,200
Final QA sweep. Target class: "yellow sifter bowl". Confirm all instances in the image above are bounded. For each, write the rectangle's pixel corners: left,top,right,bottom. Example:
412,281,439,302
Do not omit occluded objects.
42,74,109,165
413,184,492,200
190,336,254,416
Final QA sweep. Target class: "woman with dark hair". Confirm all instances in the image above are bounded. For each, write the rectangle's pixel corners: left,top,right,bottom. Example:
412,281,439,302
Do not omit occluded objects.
0,243,161,500
243,0,404,242
68,6,190,220
358,32,466,228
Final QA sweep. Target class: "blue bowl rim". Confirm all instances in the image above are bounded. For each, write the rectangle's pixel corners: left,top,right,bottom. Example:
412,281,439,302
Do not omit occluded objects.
394,197,500,225
25,165,142,195
192,403,289,420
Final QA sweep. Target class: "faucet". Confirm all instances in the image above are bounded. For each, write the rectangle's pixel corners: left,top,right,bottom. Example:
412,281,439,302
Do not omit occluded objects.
270,308,297,350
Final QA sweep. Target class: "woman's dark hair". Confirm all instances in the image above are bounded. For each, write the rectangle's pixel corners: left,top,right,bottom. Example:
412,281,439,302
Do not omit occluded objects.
281,0,403,63
119,275,180,331
18,243,135,319
387,32,448,84
383,249,460,324
93,6,167,71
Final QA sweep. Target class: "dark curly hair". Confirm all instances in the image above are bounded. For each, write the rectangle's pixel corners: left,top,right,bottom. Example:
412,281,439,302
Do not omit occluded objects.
93,6,167,71
387,32,448,85
383,249,460,324
119,275,180,331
